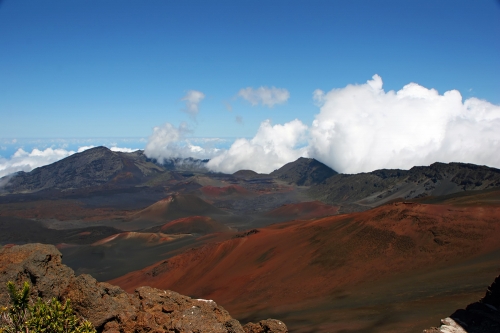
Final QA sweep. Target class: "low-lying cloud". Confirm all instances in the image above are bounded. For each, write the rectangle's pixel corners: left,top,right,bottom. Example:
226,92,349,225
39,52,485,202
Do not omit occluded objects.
238,86,290,107
206,119,308,173
147,75,500,174
0,148,74,178
144,122,220,162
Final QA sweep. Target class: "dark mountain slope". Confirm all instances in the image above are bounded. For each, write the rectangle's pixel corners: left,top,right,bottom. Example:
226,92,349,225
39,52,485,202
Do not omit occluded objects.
0,216,120,245
2,147,165,193
310,162,500,212
270,157,338,186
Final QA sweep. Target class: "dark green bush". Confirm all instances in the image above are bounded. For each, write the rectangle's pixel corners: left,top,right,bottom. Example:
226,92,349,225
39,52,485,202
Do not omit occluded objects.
0,281,95,333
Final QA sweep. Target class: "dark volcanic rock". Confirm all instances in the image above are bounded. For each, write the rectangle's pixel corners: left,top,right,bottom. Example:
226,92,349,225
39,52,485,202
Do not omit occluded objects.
2,147,165,193
232,170,270,180
243,319,288,333
423,274,500,333
310,162,500,212
481,275,500,308
271,157,338,186
0,243,288,333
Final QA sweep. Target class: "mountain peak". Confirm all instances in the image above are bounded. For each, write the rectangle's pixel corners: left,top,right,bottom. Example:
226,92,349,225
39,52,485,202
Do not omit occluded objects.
2,146,164,193
271,157,337,186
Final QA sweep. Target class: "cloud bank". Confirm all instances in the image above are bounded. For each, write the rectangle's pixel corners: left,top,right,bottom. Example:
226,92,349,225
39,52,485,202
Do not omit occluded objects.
0,148,74,178
147,75,500,174
181,90,205,118
206,119,308,173
144,122,220,162
238,86,290,107
309,75,500,173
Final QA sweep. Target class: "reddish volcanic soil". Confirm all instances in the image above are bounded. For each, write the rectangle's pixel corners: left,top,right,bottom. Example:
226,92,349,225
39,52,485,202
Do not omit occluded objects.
111,201,500,332
160,216,233,234
200,185,250,197
264,201,339,220
131,194,227,224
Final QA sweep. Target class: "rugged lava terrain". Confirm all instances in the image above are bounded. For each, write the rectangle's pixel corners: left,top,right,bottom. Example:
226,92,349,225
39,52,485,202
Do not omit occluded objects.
1,146,500,332
0,243,288,333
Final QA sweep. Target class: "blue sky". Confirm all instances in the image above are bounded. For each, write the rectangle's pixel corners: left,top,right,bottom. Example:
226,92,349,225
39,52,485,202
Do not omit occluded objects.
1,0,499,175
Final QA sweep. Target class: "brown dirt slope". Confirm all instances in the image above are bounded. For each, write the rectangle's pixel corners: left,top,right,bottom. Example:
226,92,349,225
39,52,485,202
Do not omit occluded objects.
159,216,233,234
112,201,500,332
131,194,228,223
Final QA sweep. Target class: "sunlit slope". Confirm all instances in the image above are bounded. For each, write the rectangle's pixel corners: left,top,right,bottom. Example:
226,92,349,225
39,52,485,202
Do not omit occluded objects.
112,201,500,318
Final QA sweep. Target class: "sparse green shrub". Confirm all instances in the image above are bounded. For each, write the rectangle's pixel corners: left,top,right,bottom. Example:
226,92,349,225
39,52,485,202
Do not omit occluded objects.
1,281,31,333
0,281,95,333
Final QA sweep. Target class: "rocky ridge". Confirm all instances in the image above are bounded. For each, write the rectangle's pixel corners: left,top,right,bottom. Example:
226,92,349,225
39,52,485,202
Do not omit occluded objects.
0,243,287,333
310,162,500,212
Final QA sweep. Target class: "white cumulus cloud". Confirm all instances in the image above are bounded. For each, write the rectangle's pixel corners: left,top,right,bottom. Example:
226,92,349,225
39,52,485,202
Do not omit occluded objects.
144,122,219,162
206,119,308,174
144,123,187,162
0,148,74,178
238,86,290,107
181,90,205,118
309,75,500,173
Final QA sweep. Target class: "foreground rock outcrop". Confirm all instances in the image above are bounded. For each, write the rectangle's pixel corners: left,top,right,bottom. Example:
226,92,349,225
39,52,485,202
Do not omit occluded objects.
0,244,287,333
424,274,500,333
